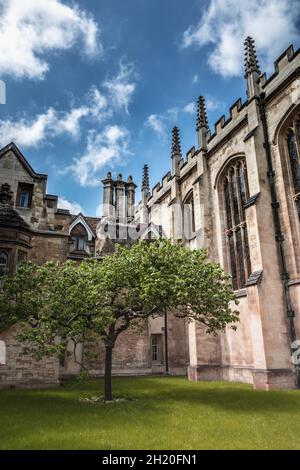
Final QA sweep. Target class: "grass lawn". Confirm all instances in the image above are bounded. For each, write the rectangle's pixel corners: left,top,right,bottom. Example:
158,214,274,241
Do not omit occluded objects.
0,376,300,450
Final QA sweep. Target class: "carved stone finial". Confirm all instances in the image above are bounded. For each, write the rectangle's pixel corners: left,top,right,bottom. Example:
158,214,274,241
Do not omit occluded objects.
142,165,150,191
0,183,14,205
196,96,209,131
244,36,261,78
172,126,181,156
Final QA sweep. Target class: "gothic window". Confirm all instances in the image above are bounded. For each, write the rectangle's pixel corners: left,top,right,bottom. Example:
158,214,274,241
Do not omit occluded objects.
0,250,8,277
286,115,300,218
223,160,251,290
183,191,195,240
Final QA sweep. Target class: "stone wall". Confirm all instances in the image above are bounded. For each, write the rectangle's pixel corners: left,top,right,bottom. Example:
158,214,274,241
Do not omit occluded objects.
69,314,189,378
138,44,300,390
0,326,59,389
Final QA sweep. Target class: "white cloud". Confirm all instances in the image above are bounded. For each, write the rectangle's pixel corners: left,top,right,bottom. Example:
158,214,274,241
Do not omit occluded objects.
96,203,103,218
65,125,130,187
59,107,89,138
206,97,225,112
166,107,180,121
193,74,199,84
103,62,136,113
0,86,108,147
58,197,83,214
0,56,137,187
181,0,299,77
0,0,101,80
0,108,57,147
145,114,166,137
183,102,196,115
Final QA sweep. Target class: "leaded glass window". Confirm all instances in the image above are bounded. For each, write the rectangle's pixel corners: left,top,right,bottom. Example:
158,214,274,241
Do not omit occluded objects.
223,160,251,290
0,250,8,277
286,115,300,218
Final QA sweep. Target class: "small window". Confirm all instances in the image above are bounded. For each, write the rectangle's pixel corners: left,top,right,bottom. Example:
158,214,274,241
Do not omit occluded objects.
0,250,8,277
151,334,162,363
0,340,6,365
19,190,29,208
73,236,86,251
17,183,33,208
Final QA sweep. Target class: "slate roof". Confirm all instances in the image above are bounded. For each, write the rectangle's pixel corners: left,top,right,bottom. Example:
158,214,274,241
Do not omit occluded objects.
70,213,101,235
0,204,31,230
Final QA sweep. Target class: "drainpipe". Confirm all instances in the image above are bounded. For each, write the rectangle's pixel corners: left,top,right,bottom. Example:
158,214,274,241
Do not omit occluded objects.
164,313,169,375
258,92,300,388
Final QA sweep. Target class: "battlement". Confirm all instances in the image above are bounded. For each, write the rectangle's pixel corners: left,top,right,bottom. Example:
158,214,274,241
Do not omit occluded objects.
207,98,247,147
148,171,172,203
259,45,299,90
206,43,299,150
136,40,300,212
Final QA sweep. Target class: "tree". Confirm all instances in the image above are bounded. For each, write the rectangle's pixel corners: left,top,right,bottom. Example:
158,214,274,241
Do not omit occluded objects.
0,239,239,401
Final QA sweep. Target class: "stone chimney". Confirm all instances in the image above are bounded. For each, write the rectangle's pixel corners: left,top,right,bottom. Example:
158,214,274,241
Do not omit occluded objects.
101,172,114,217
125,175,137,221
115,173,126,220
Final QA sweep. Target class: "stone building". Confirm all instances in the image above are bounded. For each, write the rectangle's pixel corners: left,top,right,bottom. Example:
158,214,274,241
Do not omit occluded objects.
0,145,188,388
132,38,300,390
1,37,300,390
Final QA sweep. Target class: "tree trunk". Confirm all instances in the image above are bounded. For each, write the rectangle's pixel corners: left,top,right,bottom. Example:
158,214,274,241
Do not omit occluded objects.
104,345,113,401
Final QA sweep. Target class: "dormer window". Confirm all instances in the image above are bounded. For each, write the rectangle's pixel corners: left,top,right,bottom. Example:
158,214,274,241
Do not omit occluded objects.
73,236,86,251
17,183,33,208
69,216,95,256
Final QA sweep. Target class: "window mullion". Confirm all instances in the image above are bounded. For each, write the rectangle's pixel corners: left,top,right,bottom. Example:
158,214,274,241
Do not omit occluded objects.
236,164,250,283
294,118,300,164
228,171,241,289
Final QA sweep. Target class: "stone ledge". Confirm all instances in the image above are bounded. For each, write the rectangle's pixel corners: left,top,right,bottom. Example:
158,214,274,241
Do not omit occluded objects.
244,192,260,209
245,270,263,286
188,365,297,390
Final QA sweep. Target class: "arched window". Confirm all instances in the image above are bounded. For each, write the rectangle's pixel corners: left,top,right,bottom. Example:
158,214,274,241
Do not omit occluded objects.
286,115,300,218
0,250,8,277
183,191,195,241
223,160,251,290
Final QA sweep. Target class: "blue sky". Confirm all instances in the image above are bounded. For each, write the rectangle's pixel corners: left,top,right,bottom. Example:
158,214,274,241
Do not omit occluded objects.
0,0,299,216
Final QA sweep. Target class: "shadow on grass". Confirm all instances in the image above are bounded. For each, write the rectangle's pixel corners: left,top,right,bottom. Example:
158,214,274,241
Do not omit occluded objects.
4,376,299,414
1,377,300,450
